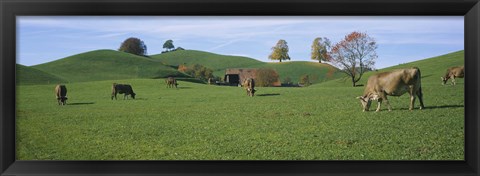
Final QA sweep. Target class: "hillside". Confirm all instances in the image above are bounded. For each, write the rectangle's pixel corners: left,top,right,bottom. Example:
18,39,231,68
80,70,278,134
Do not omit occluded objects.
151,50,342,84
16,64,67,85
316,50,465,87
150,50,265,71
32,50,186,82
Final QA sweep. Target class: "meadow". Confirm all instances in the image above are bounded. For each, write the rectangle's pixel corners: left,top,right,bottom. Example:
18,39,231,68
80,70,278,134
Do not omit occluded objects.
16,80,464,160
16,50,465,160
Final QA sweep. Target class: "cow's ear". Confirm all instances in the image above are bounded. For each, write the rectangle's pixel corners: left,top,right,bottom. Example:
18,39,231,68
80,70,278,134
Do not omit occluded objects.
356,96,364,100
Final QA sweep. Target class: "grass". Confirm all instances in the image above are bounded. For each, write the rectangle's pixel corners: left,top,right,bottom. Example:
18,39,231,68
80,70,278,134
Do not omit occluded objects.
16,78,464,160
151,50,343,84
16,50,465,160
16,64,67,85
32,49,186,82
150,50,265,71
318,50,465,88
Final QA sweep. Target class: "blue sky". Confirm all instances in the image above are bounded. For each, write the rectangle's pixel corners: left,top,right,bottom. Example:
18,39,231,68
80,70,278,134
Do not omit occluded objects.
17,16,464,69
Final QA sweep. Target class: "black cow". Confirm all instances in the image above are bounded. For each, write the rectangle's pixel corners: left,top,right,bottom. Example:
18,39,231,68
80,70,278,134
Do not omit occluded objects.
111,83,136,100
55,84,68,105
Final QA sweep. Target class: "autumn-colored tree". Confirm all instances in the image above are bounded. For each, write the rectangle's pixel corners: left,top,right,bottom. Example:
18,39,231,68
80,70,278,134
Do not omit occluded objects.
177,64,188,72
268,40,290,63
184,64,214,81
299,74,311,86
118,37,147,56
311,37,331,63
329,31,377,87
255,68,279,87
163,39,175,52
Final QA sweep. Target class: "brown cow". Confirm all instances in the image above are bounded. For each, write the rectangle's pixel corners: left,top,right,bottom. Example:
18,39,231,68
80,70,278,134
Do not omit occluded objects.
55,84,68,105
441,66,464,85
111,83,136,100
356,67,424,112
165,77,178,88
243,78,256,97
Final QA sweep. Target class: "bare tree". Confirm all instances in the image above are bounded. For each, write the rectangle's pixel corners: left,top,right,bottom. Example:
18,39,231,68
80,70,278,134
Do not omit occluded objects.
329,31,377,87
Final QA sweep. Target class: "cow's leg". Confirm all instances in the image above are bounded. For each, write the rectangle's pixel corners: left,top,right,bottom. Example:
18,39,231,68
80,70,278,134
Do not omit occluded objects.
380,93,392,111
416,87,425,110
452,76,456,85
409,94,416,111
375,99,382,112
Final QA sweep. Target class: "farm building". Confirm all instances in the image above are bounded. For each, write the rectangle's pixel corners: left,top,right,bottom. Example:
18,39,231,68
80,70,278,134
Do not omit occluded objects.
224,68,281,86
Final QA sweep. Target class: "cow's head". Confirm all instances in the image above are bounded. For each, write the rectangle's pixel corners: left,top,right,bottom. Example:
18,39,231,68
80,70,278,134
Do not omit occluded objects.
441,77,448,85
356,95,372,112
131,93,136,99
57,96,68,105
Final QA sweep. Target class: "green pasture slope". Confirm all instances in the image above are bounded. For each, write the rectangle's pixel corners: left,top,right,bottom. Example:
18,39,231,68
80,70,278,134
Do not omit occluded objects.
318,50,465,87
151,50,344,84
16,51,464,160
33,49,186,82
16,64,67,85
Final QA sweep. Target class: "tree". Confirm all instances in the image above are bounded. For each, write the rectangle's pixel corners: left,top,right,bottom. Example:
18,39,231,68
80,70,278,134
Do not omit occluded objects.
311,37,331,63
118,37,147,56
299,74,311,87
329,31,377,87
184,64,214,81
268,39,290,63
163,39,175,52
255,68,279,87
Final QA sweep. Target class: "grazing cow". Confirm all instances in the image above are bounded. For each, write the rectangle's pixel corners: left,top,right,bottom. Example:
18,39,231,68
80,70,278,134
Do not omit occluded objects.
55,85,68,105
243,78,256,97
111,83,136,100
165,77,178,88
356,67,424,112
441,66,464,85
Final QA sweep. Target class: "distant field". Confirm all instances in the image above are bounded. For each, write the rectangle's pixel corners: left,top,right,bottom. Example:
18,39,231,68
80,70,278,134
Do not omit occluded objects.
16,50,465,160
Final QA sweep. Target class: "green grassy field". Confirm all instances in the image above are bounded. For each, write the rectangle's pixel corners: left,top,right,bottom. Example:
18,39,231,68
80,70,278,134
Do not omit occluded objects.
16,50,464,160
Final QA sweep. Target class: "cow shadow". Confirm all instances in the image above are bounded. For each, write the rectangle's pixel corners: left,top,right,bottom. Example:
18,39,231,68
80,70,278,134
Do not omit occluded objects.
394,105,464,110
257,93,280,97
68,102,95,106
421,74,432,78
423,105,464,109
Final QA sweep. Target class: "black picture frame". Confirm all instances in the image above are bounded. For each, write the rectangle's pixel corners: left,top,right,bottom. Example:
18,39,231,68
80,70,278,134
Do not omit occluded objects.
1,0,479,175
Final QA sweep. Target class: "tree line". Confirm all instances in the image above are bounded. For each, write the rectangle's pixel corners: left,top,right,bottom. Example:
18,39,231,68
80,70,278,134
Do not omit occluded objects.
268,31,378,87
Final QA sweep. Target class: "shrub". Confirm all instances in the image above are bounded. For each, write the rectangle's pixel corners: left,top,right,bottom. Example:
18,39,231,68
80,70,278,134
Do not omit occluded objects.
255,68,279,87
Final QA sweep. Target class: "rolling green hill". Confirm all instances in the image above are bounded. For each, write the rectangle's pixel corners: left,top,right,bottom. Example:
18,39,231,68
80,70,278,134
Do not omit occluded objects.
150,50,265,71
32,50,186,82
16,64,67,85
316,50,465,87
151,50,343,84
